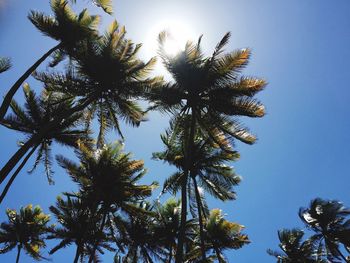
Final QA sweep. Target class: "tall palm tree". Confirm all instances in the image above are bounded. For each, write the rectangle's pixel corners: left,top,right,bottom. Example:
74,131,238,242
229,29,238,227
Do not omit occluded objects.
0,84,88,202
0,57,11,73
0,0,100,121
35,19,159,143
0,204,50,263
299,198,350,262
153,116,241,260
147,32,266,262
48,194,115,263
267,229,327,263
0,18,158,190
56,141,158,262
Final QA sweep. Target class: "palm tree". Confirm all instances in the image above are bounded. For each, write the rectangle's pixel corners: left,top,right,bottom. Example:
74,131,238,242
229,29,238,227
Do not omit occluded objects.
147,32,265,262
299,198,350,262
0,84,88,202
0,0,99,121
0,204,50,263
0,57,11,73
153,116,241,260
48,194,115,263
201,209,249,263
267,229,327,263
35,19,159,143
56,141,158,262
116,202,167,262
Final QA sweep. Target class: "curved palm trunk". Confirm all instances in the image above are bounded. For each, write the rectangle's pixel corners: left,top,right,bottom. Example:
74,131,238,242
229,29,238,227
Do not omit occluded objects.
0,43,62,121
192,176,206,261
16,244,22,263
0,144,38,203
175,112,196,263
73,244,82,263
0,97,93,186
0,136,38,185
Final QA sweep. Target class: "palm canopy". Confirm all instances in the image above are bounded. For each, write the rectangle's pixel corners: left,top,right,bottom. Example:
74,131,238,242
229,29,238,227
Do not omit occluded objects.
153,116,241,203
35,20,160,141
48,194,114,262
299,198,350,261
267,229,327,263
0,57,11,73
202,209,249,263
0,205,50,262
29,0,100,66
147,32,266,149
57,141,158,215
1,84,88,183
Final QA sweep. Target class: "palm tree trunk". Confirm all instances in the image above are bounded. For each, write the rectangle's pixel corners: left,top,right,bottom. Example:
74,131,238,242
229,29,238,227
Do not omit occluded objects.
0,97,93,186
0,136,38,185
0,144,38,203
192,176,206,261
0,43,62,121
175,111,197,263
73,244,81,263
16,244,22,263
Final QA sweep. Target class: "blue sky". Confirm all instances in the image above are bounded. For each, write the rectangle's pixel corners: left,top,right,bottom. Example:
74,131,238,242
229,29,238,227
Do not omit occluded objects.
1,0,350,262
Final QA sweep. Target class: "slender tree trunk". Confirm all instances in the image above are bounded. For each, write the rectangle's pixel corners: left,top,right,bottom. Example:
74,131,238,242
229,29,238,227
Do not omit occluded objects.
192,176,206,261
0,43,62,121
0,136,37,185
0,145,38,203
73,244,81,263
0,97,93,186
175,112,196,263
16,244,22,263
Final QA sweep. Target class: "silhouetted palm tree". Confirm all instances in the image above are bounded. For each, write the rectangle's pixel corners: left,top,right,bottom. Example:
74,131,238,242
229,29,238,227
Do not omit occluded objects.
0,0,99,121
0,57,11,73
267,229,327,263
56,141,158,262
0,85,88,202
299,198,350,262
48,194,114,263
148,32,265,262
153,117,241,261
0,205,50,263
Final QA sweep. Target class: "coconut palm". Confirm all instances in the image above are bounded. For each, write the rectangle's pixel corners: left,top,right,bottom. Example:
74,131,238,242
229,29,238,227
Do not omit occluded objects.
115,202,167,262
48,194,115,263
267,229,327,263
299,198,350,262
56,141,158,262
147,32,265,262
202,209,249,263
0,0,100,121
0,84,88,202
153,116,241,260
34,19,159,144
0,205,50,263
0,57,11,73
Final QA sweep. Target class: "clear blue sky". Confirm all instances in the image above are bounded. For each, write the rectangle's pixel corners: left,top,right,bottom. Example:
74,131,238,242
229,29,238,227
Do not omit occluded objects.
1,0,350,262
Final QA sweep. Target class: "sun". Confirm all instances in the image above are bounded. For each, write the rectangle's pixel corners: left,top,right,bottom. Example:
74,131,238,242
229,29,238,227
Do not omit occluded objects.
146,20,196,57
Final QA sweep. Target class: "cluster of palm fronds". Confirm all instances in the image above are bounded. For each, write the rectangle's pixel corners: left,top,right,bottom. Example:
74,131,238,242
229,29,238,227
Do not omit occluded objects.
0,0,265,262
268,198,350,262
